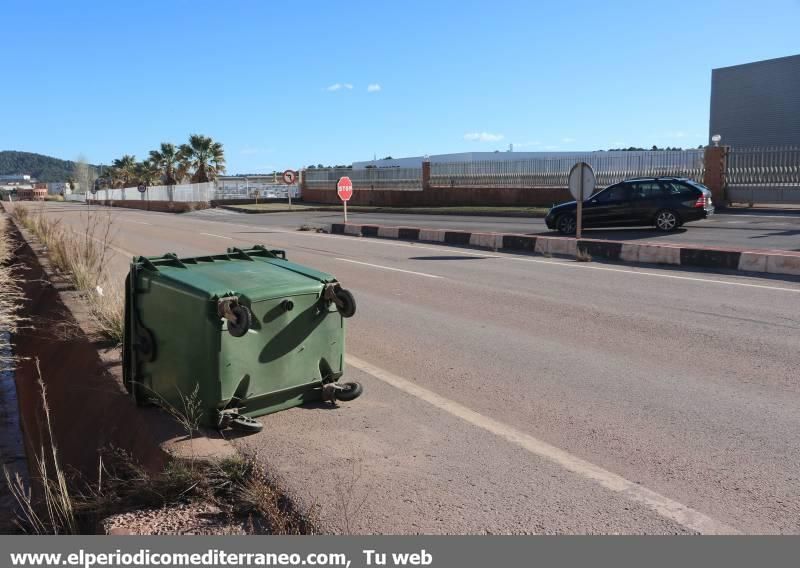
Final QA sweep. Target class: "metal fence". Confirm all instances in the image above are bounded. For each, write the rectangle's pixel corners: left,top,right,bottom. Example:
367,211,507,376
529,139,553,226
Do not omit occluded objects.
430,151,706,189
303,167,422,191
726,146,800,204
86,181,300,202
92,182,217,202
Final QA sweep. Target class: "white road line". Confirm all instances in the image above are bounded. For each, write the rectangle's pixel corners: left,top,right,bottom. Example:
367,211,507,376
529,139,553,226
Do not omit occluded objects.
716,214,800,220
200,232,234,240
505,256,800,293
127,220,152,225
347,354,738,535
336,257,443,279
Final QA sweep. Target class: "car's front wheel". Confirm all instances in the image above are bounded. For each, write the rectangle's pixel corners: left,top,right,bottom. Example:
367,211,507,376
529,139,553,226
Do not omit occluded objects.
654,209,680,232
556,213,577,235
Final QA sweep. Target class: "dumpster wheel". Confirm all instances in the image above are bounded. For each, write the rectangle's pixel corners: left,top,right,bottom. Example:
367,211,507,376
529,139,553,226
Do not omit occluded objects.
334,288,357,318
230,414,263,433
227,304,252,337
217,411,264,434
334,381,363,402
323,284,357,318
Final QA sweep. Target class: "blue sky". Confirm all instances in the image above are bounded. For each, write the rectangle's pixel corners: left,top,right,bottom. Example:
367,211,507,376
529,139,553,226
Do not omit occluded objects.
2,0,799,174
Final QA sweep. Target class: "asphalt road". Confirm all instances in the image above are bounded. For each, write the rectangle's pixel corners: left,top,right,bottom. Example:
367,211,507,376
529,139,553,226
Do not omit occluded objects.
198,207,800,252
33,203,800,534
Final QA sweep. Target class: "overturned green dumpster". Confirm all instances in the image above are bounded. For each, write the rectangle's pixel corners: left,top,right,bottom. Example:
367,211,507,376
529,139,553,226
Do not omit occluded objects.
123,245,361,433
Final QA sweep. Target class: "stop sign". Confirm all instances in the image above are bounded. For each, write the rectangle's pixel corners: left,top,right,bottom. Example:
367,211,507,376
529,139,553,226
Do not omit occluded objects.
337,176,353,202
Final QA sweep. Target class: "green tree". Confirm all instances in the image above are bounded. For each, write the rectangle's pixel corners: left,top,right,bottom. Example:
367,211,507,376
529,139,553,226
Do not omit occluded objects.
135,159,161,187
111,155,137,187
178,134,226,183
148,142,181,186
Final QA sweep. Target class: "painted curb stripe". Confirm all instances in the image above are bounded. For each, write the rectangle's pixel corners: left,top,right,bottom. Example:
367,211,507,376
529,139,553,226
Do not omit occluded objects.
502,235,537,251
398,227,421,240
444,231,472,245
578,240,623,260
680,248,741,270
328,223,799,279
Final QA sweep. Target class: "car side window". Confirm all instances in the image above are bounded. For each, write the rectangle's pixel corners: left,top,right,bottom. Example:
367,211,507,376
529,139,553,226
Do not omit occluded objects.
662,182,698,197
595,184,630,203
629,182,664,200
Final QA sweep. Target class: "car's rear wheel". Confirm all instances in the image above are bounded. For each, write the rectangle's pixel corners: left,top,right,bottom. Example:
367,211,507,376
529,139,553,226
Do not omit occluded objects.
654,209,679,232
556,213,577,235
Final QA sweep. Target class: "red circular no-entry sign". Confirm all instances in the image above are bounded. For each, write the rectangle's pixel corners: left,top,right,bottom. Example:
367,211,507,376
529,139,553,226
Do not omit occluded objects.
337,176,353,202
282,169,297,184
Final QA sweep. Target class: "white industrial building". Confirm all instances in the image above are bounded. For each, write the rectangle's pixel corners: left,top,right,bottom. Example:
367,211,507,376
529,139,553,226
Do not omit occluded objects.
352,151,612,169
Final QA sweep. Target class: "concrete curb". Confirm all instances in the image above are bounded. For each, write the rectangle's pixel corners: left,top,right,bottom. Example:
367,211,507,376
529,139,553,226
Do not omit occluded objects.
329,223,800,279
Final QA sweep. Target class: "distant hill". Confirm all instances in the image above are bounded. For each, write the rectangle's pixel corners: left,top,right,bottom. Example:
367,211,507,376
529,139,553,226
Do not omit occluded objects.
0,151,98,183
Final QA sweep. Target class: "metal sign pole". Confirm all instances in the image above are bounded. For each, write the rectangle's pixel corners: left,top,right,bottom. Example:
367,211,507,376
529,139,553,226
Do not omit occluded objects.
344,199,348,224
576,164,584,239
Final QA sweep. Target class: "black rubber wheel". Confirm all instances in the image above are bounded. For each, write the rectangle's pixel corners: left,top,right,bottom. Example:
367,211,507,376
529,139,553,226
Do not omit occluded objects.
227,304,252,337
334,288,356,318
334,381,363,401
654,209,680,232
230,414,264,433
556,213,577,235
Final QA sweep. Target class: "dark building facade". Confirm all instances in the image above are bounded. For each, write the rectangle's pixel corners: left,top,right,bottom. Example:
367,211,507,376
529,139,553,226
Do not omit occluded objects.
709,54,800,147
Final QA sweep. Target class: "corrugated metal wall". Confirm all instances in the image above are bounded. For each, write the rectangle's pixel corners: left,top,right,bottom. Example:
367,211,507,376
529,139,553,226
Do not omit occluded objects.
710,54,800,147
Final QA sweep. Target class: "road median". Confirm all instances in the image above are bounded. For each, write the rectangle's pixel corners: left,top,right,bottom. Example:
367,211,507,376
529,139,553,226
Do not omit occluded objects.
329,222,800,279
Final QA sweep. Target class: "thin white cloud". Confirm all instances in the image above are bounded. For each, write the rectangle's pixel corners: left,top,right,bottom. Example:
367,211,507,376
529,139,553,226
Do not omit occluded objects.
561,137,576,143
464,132,504,142
367,83,381,92
325,83,354,92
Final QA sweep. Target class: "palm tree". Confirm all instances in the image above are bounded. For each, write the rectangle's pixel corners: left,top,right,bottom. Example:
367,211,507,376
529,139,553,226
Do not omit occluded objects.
103,165,122,188
178,134,226,183
148,142,181,186
135,159,161,187
111,155,137,187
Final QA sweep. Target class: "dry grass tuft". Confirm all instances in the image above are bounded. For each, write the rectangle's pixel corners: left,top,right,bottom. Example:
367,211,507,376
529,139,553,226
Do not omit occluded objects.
0,216,25,367
230,456,317,535
11,204,124,344
4,359,78,534
575,247,592,262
